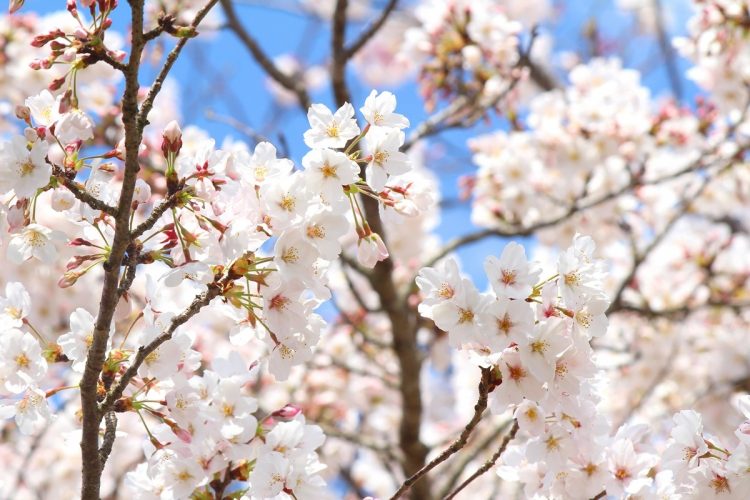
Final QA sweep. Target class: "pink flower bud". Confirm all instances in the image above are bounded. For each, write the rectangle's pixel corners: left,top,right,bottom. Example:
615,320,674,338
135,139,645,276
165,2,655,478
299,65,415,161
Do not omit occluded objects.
271,404,302,419
357,233,389,268
109,49,126,62
15,105,30,123
58,270,83,288
161,120,183,157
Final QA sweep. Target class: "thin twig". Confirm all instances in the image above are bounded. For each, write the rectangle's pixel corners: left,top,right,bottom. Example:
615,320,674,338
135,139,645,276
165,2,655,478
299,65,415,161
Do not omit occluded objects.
443,420,519,500
389,368,493,499
438,420,513,498
54,171,117,216
343,0,399,59
98,411,118,464
220,0,311,110
100,281,224,413
138,0,221,129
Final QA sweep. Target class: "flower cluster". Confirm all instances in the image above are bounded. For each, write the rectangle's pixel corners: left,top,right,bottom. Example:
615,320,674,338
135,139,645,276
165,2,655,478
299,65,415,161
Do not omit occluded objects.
403,0,528,110
675,0,750,115
0,31,417,491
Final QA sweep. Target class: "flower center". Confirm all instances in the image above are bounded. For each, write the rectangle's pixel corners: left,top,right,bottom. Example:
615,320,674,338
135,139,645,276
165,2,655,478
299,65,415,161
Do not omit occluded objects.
320,163,338,179
438,284,454,299
374,151,389,165
326,123,340,138
497,313,513,335
458,308,474,324
270,295,290,311
19,160,35,177
306,224,325,239
25,229,47,248
282,247,299,264
530,339,549,354
500,269,517,286
279,194,296,212
15,353,30,368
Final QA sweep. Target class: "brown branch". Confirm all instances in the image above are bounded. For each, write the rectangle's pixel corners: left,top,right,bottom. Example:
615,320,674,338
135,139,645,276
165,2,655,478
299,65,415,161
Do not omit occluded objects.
98,411,118,464
443,420,519,500
331,0,351,105
79,4,219,498
328,0,429,494
389,368,492,500
131,191,181,240
54,172,118,216
99,281,223,413
79,1,149,497
437,420,513,498
343,0,399,60
138,0,220,129
220,0,311,110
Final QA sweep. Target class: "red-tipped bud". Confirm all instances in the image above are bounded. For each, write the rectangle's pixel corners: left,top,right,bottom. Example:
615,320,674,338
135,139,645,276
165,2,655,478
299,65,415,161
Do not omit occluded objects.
161,120,182,157
68,237,96,247
48,76,67,92
271,404,302,420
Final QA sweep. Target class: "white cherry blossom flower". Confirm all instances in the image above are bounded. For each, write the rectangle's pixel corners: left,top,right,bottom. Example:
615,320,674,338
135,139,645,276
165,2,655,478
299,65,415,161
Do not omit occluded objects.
0,386,51,435
7,224,64,264
364,128,411,191
356,232,389,268
0,282,32,329
303,102,360,149
57,308,110,373
484,242,541,300
0,329,47,393
0,136,51,198
518,318,570,383
301,148,359,202
360,90,410,129
25,89,61,127
490,349,545,413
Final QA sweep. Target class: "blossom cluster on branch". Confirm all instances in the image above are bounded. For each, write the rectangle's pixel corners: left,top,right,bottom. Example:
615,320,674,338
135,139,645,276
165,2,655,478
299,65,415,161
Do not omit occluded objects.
1,0,750,499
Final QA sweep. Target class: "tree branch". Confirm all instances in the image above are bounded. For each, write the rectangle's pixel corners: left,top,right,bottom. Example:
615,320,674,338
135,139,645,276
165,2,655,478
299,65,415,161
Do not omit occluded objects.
138,0,221,129
343,0,399,60
131,191,182,240
220,0,311,110
100,281,223,414
443,420,519,500
98,411,118,464
54,171,118,216
79,2,148,497
389,368,492,499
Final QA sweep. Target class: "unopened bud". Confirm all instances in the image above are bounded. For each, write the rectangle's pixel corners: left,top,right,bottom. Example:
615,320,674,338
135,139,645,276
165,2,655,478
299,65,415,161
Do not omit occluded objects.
271,404,302,420
58,270,84,288
161,120,182,156
174,26,197,38
15,105,30,123
49,76,67,92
